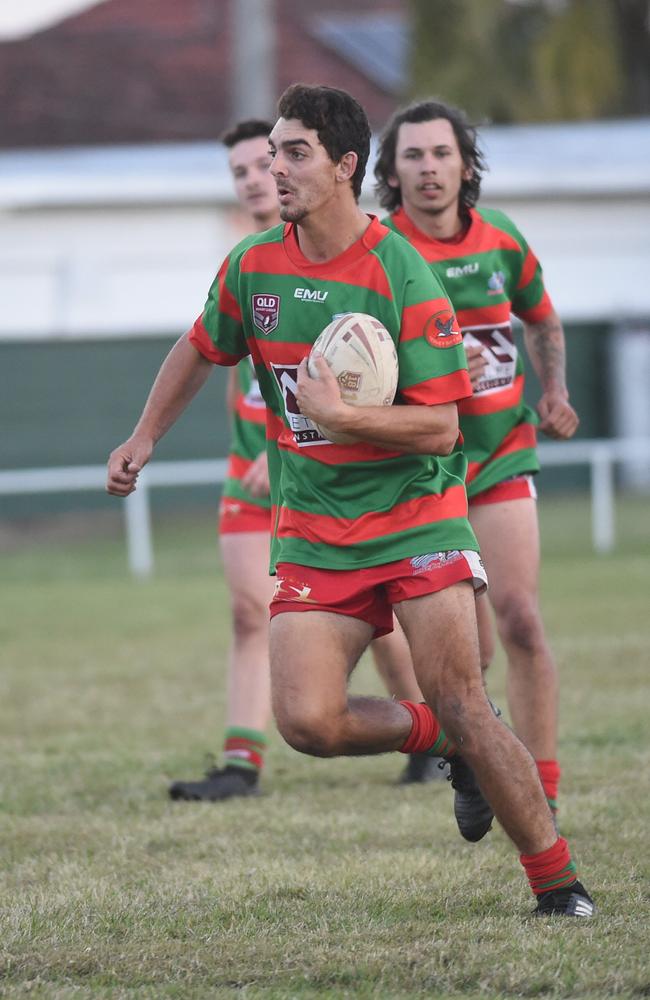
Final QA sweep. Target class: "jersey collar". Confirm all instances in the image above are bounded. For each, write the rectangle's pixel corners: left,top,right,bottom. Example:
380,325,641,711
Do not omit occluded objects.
283,215,388,275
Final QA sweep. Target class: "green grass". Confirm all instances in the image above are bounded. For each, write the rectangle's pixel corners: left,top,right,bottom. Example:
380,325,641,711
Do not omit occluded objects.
1,494,649,999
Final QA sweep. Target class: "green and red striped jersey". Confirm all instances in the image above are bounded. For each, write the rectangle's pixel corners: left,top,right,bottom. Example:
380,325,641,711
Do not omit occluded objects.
190,215,476,570
386,206,554,497
222,359,271,512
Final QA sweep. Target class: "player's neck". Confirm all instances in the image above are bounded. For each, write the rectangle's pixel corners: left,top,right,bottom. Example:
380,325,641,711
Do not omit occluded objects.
253,211,281,233
295,204,370,263
403,199,465,242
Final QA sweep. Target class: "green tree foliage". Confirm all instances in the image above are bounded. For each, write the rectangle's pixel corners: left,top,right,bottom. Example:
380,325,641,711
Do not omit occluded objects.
532,0,621,119
409,0,647,122
611,0,650,113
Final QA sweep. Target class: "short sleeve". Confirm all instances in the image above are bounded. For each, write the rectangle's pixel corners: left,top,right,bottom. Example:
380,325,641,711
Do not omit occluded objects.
397,254,472,406
510,232,555,325
189,252,249,366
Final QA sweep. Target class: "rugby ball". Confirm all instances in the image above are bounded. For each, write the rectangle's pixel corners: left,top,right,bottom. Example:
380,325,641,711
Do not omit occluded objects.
307,312,398,444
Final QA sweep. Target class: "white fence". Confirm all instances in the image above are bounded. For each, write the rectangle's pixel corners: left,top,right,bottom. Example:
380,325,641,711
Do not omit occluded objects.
1,439,649,577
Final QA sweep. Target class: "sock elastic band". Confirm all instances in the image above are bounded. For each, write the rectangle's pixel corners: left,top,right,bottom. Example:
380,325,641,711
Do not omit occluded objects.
536,758,561,811
520,835,577,895
224,726,267,772
398,701,457,757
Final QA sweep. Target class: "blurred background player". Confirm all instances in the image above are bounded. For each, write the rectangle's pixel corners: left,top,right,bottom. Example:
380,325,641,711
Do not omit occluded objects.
168,119,443,797
169,119,280,801
375,99,580,818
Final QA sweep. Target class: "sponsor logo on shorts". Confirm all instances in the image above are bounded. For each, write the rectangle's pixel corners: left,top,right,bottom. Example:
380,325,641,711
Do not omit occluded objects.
273,575,318,603
410,551,462,574
252,293,281,334
424,309,463,349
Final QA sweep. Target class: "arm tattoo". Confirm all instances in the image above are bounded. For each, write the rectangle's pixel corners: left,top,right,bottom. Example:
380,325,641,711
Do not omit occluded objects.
523,312,567,392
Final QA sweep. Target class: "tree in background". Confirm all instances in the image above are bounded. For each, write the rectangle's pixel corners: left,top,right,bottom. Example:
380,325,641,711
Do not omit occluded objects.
612,0,650,114
409,0,649,122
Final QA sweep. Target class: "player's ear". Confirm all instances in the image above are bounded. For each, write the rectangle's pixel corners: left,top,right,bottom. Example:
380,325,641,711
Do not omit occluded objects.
462,164,473,182
336,151,358,185
387,174,400,190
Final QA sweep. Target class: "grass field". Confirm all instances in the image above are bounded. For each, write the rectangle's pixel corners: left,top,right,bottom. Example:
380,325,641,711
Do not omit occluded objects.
1,494,649,999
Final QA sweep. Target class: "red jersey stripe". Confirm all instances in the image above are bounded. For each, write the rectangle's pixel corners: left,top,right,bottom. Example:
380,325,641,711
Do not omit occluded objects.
279,485,468,545
265,410,284,442
455,304,512,328
390,207,521,260
218,260,242,322
400,298,460,342
249,339,311,366
517,247,539,290
279,425,402,464
466,422,537,481
459,373,525,416
266,410,402,461
240,232,394,299
236,396,267,424
402,370,472,406
517,292,554,325
227,454,254,479
189,317,243,366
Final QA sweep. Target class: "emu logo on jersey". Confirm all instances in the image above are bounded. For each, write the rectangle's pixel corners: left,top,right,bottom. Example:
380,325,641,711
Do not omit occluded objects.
294,288,328,303
252,293,280,334
424,308,463,349
446,262,479,278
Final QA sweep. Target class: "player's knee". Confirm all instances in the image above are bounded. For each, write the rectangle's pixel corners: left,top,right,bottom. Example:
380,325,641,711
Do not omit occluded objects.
230,592,268,641
434,682,491,746
496,595,545,654
275,710,341,758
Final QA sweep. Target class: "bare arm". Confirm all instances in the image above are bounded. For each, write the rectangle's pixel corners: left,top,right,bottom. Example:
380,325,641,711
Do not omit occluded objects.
523,310,579,440
465,343,488,388
241,451,270,498
106,332,214,496
226,367,239,413
296,356,459,455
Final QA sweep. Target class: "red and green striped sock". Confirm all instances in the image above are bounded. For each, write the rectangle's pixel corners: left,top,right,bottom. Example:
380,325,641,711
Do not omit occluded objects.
536,759,561,813
520,836,578,896
223,726,267,773
398,700,458,757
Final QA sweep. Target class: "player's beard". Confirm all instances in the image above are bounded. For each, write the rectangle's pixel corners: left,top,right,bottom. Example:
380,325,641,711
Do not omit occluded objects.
279,203,308,223
417,186,459,218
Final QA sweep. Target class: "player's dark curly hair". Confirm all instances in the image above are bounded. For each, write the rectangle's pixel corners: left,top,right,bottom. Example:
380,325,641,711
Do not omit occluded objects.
276,84,371,201
221,118,274,148
374,100,486,213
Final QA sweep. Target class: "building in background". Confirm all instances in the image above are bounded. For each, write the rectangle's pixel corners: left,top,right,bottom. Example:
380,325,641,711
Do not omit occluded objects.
1,0,649,506
0,0,406,148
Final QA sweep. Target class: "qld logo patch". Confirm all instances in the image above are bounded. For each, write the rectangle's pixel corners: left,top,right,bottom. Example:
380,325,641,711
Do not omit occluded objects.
424,308,463,349
252,293,280,334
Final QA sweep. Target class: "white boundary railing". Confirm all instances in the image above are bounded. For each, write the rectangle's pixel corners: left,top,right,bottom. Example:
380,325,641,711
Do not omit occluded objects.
0,439,648,577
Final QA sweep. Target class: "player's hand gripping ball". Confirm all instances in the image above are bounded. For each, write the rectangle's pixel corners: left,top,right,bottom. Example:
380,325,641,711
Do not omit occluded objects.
307,312,398,444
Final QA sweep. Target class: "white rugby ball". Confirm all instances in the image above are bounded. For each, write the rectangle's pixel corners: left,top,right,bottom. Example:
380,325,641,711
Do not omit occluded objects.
307,312,398,444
